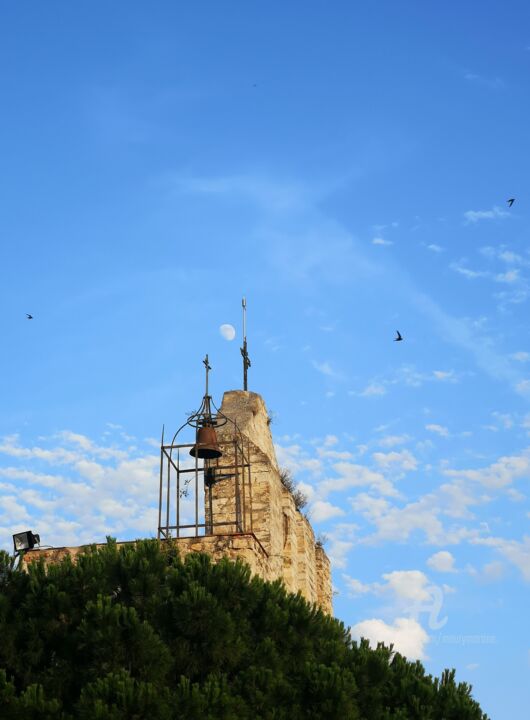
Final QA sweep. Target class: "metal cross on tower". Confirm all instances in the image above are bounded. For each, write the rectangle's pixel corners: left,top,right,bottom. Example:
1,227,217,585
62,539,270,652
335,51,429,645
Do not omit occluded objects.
240,298,251,391
203,354,211,397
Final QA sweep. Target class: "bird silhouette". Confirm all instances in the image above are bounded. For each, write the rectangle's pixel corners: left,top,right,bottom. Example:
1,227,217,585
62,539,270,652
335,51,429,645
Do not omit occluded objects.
394,330,403,342
26,314,33,320
507,198,515,207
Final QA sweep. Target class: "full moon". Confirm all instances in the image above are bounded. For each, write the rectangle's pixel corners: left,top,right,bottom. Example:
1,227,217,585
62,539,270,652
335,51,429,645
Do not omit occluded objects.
219,324,236,341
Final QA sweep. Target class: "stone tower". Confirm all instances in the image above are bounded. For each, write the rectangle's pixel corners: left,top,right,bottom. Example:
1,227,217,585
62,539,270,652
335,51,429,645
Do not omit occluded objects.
22,390,333,615
213,390,332,613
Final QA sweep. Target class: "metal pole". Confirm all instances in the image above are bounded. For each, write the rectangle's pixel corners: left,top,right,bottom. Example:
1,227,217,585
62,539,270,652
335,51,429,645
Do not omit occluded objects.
158,444,164,540
195,441,199,537
166,447,171,539
176,449,180,538
241,438,247,533
248,436,253,533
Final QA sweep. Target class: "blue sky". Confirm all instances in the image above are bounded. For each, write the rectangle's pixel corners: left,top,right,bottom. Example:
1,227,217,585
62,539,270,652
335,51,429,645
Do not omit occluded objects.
1,2,530,716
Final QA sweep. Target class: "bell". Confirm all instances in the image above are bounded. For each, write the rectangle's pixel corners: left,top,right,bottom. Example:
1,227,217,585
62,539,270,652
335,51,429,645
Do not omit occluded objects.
190,425,222,459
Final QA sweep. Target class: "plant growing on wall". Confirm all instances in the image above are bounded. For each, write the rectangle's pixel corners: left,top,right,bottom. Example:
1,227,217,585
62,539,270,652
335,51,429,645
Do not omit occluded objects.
279,467,308,511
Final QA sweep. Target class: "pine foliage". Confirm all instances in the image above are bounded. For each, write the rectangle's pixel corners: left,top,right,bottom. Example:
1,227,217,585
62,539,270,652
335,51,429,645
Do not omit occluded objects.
0,541,488,719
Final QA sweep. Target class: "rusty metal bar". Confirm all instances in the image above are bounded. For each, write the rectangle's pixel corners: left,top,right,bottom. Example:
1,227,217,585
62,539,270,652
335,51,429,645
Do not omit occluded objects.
176,449,180,538
241,438,247,533
194,440,199,536
166,448,171,539
162,447,180,474
173,463,250,475
235,438,242,533
158,444,164,540
248,435,253,533
162,520,238,531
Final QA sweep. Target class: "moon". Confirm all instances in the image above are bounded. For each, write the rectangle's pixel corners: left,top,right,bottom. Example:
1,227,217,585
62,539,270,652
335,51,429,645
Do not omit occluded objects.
219,324,236,341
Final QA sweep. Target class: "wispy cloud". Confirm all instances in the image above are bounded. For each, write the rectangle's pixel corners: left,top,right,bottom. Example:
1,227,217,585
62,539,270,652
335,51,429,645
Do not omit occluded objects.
515,380,530,396
432,370,456,382
372,237,393,246
450,262,488,280
312,360,342,380
495,269,520,284
472,535,530,582
463,206,509,224
373,450,418,472
444,448,530,489
463,72,503,90
0,431,160,551
359,383,387,397
426,424,450,438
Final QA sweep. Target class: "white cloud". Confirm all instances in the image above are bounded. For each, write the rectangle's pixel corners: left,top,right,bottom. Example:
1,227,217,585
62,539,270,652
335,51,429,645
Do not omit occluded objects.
425,424,449,438
491,412,513,429
450,263,488,280
351,493,470,546
382,570,433,602
372,237,393,246
515,380,530,396
498,250,523,264
351,617,429,660
58,431,94,451
327,538,353,568
343,568,440,605
481,561,505,581
432,370,456,382
0,431,160,551
511,352,530,362
326,462,399,497
427,244,443,253
378,435,410,448
342,575,372,596
372,450,418,471
463,72,503,89
310,500,345,522
464,206,509,223
312,360,341,379
360,383,387,397
427,550,456,573
437,481,478,519
473,535,530,582
444,450,530,489
495,269,519,284
275,443,323,476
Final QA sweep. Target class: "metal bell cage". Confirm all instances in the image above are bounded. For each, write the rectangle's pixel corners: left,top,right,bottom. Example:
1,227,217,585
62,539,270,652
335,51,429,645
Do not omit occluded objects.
157,357,254,540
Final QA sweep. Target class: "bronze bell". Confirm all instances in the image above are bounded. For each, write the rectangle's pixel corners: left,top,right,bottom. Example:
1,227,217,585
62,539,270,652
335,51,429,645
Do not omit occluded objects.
190,425,222,459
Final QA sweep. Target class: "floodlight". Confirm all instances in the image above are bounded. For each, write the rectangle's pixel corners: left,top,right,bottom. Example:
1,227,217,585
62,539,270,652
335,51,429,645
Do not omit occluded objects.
12,530,40,554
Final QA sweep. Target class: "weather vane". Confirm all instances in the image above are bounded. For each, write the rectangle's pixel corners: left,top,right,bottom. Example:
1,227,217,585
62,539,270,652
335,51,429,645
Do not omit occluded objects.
240,298,251,390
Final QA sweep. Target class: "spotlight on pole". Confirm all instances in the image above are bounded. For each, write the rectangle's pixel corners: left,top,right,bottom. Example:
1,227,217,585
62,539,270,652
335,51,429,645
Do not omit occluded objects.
12,530,40,554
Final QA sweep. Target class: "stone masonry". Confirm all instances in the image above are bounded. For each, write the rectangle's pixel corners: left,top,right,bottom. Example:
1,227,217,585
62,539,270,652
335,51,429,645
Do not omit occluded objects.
23,391,332,614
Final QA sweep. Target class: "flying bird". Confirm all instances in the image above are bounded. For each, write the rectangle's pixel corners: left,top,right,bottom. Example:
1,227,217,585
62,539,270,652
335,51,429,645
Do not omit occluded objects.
394,330,403,342
26,314,33,320
507,198,515,207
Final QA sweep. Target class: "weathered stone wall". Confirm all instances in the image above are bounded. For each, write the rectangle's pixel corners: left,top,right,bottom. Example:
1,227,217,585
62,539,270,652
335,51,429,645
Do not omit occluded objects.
23,534,270,581
22,390,333,615
216,391,332,614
